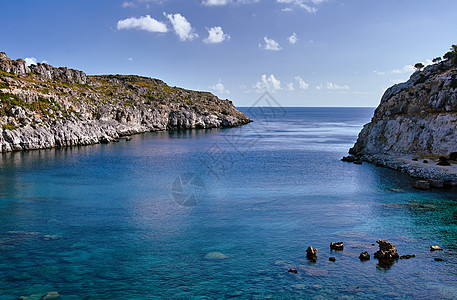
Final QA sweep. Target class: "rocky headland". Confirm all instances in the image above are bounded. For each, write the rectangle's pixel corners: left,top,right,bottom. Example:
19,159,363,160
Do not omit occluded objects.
348,46,457,181
0,52,251,152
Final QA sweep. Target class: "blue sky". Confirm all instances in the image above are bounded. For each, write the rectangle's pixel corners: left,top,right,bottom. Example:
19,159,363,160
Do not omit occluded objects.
1,0,457,107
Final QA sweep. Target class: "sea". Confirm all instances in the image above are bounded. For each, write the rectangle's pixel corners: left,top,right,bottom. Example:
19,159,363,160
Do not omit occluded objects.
0,107,456,299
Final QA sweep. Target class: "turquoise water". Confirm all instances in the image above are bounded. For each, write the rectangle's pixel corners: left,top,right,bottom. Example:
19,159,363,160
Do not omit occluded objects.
0,107,456,299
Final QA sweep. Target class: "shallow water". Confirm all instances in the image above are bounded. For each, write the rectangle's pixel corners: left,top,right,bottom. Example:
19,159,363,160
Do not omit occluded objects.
0,107,456,299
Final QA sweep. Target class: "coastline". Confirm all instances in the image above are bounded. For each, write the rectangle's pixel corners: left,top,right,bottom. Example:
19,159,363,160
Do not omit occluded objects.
358,154,457,181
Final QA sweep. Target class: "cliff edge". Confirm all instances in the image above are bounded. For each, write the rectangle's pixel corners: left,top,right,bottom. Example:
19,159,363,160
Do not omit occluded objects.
0,52,251,152
348,46,457,179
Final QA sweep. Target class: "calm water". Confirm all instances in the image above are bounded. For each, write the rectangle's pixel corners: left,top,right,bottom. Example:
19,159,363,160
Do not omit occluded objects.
0,107,456,299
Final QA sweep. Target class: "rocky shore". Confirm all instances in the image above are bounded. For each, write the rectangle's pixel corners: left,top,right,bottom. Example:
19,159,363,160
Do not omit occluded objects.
0,52,251,152
348,46,457,181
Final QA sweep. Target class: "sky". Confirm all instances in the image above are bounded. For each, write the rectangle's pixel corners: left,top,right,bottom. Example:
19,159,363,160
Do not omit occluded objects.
1,0,457,107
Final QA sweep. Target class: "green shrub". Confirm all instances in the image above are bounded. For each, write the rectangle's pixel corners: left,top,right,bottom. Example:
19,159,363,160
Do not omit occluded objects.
2,123,18,131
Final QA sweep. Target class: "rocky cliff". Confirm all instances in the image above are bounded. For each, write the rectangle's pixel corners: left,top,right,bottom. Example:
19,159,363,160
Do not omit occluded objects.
350,56,457,157
0,52,251,152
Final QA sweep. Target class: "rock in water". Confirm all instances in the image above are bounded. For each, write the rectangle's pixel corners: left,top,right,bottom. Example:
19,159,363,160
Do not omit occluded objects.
42,292,60,299
306,246,318,262
288,268,298,273
204,252,229,260
359,251,370,261
430,245,443,251
329,257,336,262
330,242,344,251
373,240,399,260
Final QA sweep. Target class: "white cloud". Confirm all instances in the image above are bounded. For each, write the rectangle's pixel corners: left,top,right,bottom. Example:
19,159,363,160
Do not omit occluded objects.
259,36,282,51
117,15,168,33
286,82,295,91
210,81,230,95
202,0,230,5
165,13,198,41
254,74,282,92
288,33,298,44
202,0,259,5
128,57,133,61
373,70,386,75
295,76,309,89
24,57,38,66
122,1,136,7
326,82,349,90
203,26,230,43
277,0,325,13
391,64,415,74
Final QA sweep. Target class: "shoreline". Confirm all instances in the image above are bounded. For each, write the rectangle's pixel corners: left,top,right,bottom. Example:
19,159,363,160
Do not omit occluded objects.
358,154,457,181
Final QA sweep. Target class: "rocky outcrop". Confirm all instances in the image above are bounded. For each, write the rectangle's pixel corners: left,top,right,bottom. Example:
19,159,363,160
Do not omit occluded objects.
0,52,251,152
350,60,457,157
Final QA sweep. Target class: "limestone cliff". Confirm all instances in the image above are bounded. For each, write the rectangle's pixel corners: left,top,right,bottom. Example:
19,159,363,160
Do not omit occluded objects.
0,52,251,152
350,56,457,157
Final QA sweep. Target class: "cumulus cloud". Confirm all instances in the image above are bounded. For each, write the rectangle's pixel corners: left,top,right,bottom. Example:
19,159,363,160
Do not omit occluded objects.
24,57,38,66
390,59,433,74
117,15,168,33
254,74,282,92
210,81,230,95
295,76,309,89
203,26,230,43
165,13,198,41
326,82,349,90
259,36,282,51
122,1,136,8
288,33,298,44
277,0,325,13
286,82,294,91
202,0,259,5
202,0,230,5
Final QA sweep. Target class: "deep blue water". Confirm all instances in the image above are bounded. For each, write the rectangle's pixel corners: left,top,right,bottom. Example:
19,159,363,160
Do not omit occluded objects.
0,107,456,299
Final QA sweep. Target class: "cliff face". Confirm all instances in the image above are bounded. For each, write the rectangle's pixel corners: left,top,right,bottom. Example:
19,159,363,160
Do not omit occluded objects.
350,60,457,156
0,52,251,152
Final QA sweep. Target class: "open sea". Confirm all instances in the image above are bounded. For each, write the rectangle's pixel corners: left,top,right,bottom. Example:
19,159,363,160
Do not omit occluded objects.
0,107,456,299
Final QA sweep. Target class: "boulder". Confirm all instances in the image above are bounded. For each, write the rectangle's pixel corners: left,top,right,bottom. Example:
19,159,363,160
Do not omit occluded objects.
359,251,370,261
434,257,444,261
399,254,415,259
329,257,336,262
306,246,318,262
330,242,344,251
373,240,399,260
341,156,356,162
288,268,298,273
449,152,457,161
430,245,443,251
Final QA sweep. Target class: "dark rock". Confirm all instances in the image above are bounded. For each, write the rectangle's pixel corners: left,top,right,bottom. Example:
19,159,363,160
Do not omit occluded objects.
428,179,444,188
400,254,415,259
434,258,444,262
353,160,362,165
306,246,318,262
423,160,428,163
330,242,344,251
412,180,430,190
412,158,419,161
449,152,457,161
359,251,370,261
125,136,132,141
342,155,356,162
374,240,399,260
430,245,443,251
329,257,336,262
288,268,298,273
437,160,451,166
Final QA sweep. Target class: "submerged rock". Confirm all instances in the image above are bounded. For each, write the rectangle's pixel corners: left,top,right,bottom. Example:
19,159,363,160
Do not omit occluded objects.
400,254,416,259
288,268,298,273
204,252,229,260
434,257,444,261
42,292,60,300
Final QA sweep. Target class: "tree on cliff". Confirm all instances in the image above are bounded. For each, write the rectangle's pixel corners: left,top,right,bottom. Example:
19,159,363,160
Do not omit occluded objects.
432,57,442,63
443,45,457,66
414,63,424,72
